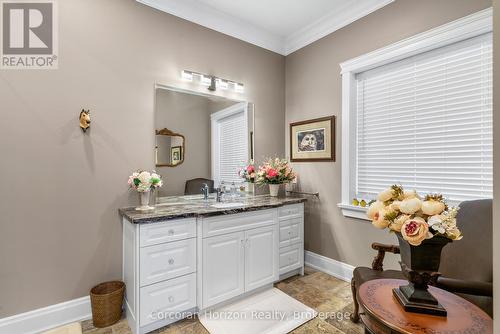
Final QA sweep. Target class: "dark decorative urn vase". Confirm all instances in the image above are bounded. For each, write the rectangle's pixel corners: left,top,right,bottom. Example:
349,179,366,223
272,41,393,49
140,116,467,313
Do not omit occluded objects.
393,233,451,317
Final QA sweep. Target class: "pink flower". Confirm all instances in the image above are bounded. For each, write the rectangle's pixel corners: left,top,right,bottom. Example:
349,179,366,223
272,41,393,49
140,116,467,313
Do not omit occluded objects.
267,168,278,178
247,165,255,173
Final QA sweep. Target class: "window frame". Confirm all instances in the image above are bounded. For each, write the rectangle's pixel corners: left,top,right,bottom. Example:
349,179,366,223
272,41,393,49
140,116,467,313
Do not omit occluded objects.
337,8,492,220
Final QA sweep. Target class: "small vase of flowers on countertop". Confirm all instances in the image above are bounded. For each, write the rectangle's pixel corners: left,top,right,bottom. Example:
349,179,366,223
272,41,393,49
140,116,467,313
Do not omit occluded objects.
128,170,163,211
239,161,256,194
256,158,297,197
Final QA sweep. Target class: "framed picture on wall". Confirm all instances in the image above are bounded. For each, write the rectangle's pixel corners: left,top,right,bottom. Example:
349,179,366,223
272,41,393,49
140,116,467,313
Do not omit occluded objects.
170,146,182,165
290,116,335,162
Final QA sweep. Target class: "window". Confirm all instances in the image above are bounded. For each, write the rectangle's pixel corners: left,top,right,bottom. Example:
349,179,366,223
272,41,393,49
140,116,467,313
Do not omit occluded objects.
339,9,492,219
211,102,249,186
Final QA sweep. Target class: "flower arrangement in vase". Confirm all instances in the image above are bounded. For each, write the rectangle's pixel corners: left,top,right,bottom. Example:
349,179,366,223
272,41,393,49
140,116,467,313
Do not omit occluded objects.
238,161,256,193
256,158,297,197
128,170,163,211
367,185,462,316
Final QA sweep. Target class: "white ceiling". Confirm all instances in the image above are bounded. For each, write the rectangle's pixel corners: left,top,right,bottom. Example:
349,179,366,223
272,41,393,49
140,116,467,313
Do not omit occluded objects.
137,0,394,55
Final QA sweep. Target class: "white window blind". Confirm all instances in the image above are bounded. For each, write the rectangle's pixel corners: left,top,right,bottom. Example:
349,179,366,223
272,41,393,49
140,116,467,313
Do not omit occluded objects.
356,33,492,203
212,106,248,185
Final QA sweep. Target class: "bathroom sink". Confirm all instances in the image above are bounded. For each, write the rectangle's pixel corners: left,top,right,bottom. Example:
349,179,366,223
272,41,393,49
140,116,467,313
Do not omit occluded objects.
211,202,246,209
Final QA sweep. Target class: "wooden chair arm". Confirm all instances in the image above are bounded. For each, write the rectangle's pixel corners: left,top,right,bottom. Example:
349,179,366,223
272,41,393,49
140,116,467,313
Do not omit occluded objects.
371,243,400,271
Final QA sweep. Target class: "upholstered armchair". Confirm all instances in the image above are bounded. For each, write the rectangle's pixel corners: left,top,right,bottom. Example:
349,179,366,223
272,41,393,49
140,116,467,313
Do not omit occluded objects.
350,199,493,322
184,178,214,195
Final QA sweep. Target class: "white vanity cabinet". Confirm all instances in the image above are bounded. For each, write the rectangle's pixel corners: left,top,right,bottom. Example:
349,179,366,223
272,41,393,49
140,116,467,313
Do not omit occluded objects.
122,202,304,334
201,209,278,309
123,217,198,334
278,204,304,276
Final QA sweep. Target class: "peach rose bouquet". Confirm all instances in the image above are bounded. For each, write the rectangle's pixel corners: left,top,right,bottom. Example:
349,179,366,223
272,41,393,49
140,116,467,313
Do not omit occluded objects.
367,185,462,246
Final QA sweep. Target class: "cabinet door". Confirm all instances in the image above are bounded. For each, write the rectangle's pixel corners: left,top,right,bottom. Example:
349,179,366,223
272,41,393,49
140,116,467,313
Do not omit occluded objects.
244,225,278,292
202,232,245,308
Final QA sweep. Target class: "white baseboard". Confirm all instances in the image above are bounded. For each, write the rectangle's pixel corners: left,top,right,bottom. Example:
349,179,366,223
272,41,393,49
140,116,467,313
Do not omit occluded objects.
0,253,350,333
0,296,91,334
304,251,354,282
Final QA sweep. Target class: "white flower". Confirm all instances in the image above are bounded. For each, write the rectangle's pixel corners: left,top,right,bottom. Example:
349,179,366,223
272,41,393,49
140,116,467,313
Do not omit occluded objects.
137,183,150,192
399,197,422,214
428,215,446,234
367,201,385,220
403,190,419,199
428,214,444,225
377,188,394,202
390,200,401,212
138,171,152,184
422,200,445,216
372,209,390,229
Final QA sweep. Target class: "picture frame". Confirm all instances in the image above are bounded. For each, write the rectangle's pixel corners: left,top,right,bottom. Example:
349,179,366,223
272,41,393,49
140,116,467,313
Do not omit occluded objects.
170,146,182,165
289,116,335,162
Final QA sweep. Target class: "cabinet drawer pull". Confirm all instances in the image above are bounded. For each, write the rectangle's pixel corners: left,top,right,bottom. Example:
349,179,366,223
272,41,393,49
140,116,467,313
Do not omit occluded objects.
168,258,175,265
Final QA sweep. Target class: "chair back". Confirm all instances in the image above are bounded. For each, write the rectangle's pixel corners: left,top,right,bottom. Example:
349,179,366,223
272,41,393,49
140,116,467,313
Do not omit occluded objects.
439,199,492,283
184,178,214,195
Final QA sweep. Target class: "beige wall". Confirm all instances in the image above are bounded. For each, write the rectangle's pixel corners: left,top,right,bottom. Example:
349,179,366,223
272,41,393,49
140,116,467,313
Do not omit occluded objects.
0,0,495,320
0,0,284,317
493,0,499,328
285,0,492,269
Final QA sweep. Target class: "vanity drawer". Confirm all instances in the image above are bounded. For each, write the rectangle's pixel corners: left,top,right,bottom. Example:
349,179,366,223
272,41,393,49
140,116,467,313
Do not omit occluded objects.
278,204,303,221
202,209,277,238
279,220,301,248
140,238,196,287
279,243,303,275
140,273,196,327
140,218,196,247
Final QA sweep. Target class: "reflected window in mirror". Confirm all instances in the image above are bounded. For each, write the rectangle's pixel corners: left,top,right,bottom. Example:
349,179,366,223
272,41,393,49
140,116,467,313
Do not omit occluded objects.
155,128,185,167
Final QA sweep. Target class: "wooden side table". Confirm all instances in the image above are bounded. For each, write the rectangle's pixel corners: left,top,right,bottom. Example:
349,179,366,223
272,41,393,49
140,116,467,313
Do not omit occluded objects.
358,279,492,334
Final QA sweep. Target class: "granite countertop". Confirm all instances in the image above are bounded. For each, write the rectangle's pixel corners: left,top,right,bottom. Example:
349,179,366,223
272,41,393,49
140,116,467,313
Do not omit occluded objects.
119,194,307,224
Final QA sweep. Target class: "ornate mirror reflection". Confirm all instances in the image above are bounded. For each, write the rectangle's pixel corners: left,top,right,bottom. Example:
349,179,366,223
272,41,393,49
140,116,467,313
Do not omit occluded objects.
155,128,185,167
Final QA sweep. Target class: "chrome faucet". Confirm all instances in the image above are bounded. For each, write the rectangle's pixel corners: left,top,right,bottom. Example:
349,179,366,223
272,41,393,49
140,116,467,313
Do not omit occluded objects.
215,188,223,202
201,183,209,200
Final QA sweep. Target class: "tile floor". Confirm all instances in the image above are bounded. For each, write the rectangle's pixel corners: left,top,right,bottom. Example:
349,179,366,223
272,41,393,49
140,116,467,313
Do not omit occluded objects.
81,267,363,334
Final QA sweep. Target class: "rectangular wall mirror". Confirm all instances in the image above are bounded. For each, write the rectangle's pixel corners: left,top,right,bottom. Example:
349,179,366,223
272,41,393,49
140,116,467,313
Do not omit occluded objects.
155,85,255,197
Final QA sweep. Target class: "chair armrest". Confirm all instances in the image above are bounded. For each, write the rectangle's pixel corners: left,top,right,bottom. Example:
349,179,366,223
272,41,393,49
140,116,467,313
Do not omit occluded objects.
371,243,400,271
436,277,493,297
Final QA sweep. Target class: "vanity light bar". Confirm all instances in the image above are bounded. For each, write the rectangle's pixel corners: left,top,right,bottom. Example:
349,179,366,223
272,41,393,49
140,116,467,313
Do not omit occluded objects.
181,70,244,93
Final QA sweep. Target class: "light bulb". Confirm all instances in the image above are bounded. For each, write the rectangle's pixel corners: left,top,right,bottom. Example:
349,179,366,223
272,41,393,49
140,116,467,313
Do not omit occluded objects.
201,75,211,86
235,83,244,93
181,70,193,81
216,79,228,90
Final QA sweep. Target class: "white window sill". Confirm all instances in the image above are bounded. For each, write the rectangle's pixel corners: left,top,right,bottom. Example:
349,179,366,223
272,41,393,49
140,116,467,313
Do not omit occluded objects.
337,203,370,221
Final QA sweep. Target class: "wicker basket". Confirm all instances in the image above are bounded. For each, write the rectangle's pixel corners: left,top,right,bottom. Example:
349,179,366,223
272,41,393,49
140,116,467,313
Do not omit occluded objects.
90,281,125,328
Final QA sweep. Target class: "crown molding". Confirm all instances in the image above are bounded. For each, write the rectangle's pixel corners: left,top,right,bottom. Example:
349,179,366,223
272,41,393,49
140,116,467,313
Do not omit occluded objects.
339,7,493,74
285,0,395,55
136,0,394,56
136,0,286,55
